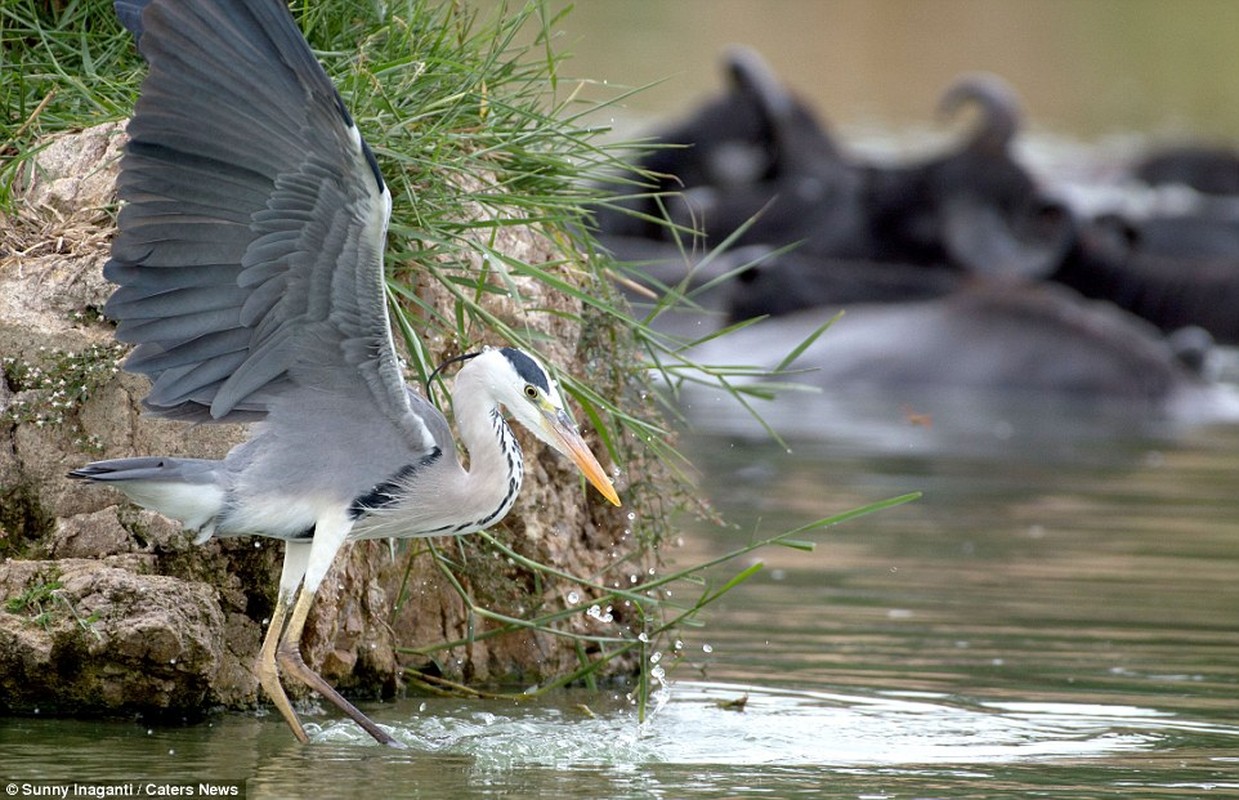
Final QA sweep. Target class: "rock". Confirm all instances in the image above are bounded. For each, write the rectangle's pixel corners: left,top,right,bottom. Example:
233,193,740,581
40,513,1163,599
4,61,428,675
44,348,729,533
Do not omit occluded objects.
14,120,126,220
0,558,222,717
44,507,134,559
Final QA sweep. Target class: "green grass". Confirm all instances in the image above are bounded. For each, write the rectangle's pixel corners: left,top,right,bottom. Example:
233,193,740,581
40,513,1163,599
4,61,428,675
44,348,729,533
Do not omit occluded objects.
2,0,912,720
3,568,102,636
1,0,141,205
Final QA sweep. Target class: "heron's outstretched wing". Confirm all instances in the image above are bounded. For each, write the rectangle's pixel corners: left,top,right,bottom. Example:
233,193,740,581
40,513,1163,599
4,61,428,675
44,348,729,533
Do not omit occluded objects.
108,0,434,451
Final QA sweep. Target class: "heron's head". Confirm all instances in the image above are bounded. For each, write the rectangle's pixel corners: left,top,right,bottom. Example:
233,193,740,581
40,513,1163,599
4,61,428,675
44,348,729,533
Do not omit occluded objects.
460,347,621,507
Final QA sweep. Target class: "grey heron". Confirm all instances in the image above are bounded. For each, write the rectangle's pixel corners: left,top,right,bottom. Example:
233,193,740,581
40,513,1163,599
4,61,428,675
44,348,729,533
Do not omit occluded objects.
70,0,621,747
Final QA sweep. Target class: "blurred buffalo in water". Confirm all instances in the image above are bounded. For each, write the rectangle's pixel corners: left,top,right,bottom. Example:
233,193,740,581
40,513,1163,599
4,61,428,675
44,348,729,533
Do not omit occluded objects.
597,46,1239,414
597,50,1071,295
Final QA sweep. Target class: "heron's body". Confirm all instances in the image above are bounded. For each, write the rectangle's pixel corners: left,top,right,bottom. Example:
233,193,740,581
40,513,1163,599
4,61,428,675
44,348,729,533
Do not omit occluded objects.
72,0,619,747
79,353,532,544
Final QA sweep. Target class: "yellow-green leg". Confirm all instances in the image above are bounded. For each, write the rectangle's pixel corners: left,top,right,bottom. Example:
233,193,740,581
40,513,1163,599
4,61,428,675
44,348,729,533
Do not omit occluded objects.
255,588,308,744
275,511,401,747
254,540,311,744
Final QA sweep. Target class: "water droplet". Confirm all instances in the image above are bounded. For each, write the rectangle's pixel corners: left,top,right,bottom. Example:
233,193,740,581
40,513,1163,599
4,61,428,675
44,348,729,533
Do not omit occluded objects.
637,632,649,643
585,603,614,623
702,643,713,654
567,591,580,605
625,511,635,521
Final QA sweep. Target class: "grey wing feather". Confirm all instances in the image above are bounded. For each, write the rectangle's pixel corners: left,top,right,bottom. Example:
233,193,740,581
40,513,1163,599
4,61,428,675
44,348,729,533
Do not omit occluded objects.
108,0,435,451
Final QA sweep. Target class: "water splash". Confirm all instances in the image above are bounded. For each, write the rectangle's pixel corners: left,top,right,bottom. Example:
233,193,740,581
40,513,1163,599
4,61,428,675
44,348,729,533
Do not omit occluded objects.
303,680,1202,770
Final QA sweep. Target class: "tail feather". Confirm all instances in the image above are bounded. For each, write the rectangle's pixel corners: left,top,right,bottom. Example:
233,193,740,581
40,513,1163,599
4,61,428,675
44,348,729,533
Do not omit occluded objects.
70,456,226,541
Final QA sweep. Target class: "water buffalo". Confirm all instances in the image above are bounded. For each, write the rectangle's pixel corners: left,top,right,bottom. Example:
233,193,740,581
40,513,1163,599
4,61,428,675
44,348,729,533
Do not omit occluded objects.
597,48,1238,422
596,53,1072,317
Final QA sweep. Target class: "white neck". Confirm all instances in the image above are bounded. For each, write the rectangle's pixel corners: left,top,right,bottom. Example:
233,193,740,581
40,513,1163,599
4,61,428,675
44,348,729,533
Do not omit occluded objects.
449,366,523,529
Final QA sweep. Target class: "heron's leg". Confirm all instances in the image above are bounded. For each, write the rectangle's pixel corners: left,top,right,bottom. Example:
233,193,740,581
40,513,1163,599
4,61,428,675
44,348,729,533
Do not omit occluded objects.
256,540,311,744
275,511,402,748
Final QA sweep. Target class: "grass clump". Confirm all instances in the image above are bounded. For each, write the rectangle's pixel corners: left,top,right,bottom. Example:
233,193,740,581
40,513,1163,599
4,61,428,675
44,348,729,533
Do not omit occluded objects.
3,572,64,631
3,567,103,636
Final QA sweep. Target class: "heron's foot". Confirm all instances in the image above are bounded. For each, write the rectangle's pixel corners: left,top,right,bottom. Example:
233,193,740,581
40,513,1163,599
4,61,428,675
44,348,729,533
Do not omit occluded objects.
276,640,403,748
254,650,309,744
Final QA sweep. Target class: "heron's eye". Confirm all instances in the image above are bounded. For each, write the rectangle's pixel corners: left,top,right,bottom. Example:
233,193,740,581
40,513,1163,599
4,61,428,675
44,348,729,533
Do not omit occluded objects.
523,384,539,400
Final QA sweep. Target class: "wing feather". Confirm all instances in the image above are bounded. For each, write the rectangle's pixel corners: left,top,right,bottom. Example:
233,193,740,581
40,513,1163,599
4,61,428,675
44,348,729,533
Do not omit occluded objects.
106,284,252,319
108,0,436,454
125,328,252,373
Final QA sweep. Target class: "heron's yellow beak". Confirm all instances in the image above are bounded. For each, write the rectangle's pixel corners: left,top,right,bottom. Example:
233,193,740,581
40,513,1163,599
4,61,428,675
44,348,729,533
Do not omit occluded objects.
544,409,621,507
